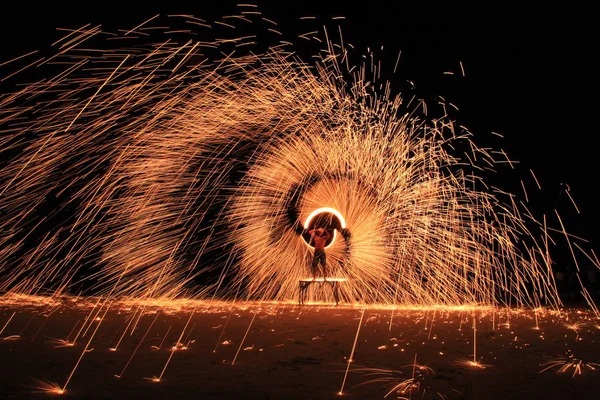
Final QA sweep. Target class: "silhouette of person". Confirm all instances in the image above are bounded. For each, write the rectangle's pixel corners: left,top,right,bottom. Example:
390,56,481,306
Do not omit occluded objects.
309,227,331,281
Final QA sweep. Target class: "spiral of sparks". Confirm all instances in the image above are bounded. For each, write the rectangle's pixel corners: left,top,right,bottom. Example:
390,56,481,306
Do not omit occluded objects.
0,11,591,307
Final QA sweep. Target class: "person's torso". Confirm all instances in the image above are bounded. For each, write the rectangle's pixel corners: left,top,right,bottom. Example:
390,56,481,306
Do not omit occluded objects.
313,235,327,249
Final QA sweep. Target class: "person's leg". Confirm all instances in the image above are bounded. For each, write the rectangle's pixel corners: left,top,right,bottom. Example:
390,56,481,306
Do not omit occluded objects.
311,253,318,281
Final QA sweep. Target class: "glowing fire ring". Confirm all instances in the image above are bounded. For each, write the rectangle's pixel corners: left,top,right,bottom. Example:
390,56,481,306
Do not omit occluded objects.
302,207,347,249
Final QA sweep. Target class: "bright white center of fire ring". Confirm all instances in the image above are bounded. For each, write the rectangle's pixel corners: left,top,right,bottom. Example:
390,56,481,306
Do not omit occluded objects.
303,207,347,249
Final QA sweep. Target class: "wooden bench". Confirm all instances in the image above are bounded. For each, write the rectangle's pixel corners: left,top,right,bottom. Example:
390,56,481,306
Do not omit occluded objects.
298,278,346,305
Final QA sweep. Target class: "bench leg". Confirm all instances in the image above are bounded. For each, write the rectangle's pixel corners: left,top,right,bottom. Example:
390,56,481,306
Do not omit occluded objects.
299,282,310,305
299,281,341,305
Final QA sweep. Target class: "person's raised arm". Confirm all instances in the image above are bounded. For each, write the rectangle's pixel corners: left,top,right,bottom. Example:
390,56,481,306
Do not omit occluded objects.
323,230,331,241
307,229,316,245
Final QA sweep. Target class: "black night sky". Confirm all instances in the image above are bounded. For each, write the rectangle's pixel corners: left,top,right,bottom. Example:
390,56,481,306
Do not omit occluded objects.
1,2,597,269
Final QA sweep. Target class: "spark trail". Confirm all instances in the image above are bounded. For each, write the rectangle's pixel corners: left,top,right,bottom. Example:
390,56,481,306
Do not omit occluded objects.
0,9,597,309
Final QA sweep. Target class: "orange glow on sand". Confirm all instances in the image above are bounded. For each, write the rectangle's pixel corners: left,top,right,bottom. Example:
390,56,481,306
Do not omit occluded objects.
1,295,599,398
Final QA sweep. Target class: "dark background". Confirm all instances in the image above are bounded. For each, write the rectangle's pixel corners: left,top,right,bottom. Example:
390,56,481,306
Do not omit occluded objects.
0,2,597,296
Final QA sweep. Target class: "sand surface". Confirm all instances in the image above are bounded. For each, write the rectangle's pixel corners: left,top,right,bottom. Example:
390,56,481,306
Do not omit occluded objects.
1,297,599,399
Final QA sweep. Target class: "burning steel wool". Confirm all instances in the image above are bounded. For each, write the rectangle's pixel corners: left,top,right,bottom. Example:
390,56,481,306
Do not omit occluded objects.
0,11,597,309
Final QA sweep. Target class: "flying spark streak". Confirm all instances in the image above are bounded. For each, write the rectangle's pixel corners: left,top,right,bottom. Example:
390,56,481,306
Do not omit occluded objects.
0,311,16,336
62,302,111,393
71,297,103,346
540,356,600,377
155,308,195,382
339,308,365,395
30,379,65,396
408,353,418,400
109,311,138,351
0,8,597,317
472,313,477,365
214,307,234,353
232,309,258,365
153,325,172,351
352,356,443,399
31,307,60,342
116,312,160,379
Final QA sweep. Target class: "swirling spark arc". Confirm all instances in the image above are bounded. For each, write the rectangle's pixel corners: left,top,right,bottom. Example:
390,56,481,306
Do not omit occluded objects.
0,15,579,308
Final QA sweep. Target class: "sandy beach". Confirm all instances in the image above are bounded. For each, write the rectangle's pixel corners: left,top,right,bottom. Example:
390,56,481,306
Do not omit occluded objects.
1,297,599,399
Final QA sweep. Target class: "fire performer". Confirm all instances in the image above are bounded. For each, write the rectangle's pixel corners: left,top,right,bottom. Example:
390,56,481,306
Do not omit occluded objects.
308,227,331,281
